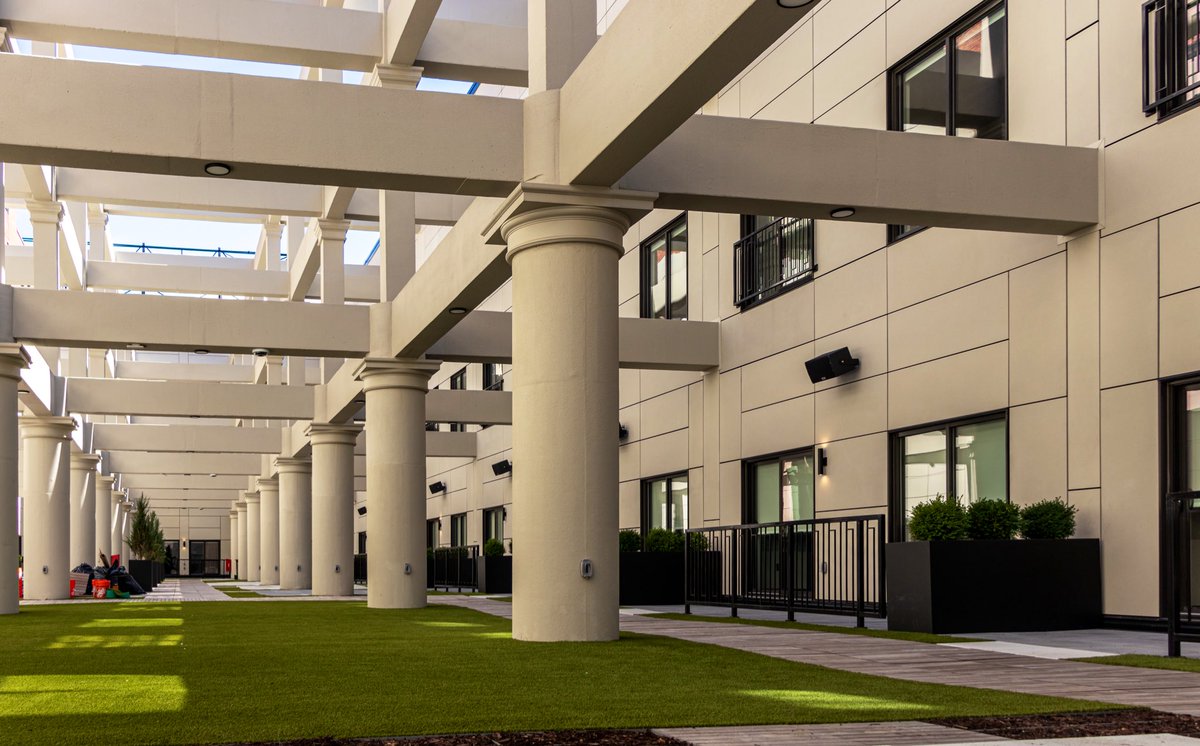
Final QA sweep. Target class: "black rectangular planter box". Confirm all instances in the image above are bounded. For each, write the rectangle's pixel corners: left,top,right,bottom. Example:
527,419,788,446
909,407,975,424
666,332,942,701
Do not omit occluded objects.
476,556,512,594
886,539,1102,634
127,560,157,592
620,552,684,605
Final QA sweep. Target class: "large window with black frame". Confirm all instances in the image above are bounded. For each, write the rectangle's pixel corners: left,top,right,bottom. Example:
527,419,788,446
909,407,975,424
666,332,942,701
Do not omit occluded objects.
887,0,1008,243
734,215,815,309
641,473,689,536
640,214,688,320
482,363,504,391
426,518,439,550
743,451,816,525
891,413,1008,540
449,512,468,548
1144,0,1200,118
448,367,466,433
482,506,505,545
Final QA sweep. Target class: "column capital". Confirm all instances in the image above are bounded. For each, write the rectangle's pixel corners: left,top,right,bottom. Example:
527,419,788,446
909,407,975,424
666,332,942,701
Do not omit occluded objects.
354,357,441,393
368,64,423,89
25,199,62,225
110,490,125,505
97,475,115,490
235,501,247,512
69,452,101,470
0,344,29,382
274,456,312,473
305,421,362,446
19,415,75,440
229,509,238,519
256,476,279,492
315,218,351,244
242,490,260,504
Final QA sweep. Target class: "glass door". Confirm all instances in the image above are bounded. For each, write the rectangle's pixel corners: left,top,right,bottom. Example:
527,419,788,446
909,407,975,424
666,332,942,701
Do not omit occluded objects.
1168,383,1200,615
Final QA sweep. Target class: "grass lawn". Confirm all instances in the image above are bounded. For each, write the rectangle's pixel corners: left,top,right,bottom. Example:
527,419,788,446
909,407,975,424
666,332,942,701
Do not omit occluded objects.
0,602,1116,746
647,613,979,645
218,589,264,598
1076,654,1200,673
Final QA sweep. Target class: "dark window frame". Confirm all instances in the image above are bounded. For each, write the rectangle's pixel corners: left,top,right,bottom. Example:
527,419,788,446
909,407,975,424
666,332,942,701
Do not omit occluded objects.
639,213,689,320
357,531,367,555
741,448,816,525
449,512,468,548
640,472,689,536
426,518,439,550
735,215,817,310
449,368,466,433
1144,0,1200,119
482,363,504,391
887,410,1009,542
482,506,505,544
886,0,1008,244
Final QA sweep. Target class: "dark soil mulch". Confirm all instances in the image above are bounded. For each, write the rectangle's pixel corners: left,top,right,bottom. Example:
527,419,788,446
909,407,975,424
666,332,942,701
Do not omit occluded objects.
929,709,1200,739
214,731,684,746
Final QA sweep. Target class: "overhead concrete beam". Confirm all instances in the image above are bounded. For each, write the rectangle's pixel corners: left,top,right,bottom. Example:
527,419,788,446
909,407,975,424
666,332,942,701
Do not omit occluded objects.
0,54,523,196
121,474,248,490
107,451,261,475
0,0,384,71
386,0,442,66
415,18,527,86
558,0,812,186
425,430,476,459
621,117,1101,235
12,288,370,357
114,361,254,383
426,389,510,425
66,378,313,419
87,260,384,302
92,423,282,453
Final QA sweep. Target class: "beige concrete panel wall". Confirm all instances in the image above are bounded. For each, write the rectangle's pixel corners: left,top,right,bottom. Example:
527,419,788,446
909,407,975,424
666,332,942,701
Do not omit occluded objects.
887,229,1060,312
741,394,815,460
687,467,704,529
688,384,704,469
814,75,887,130
740,344,815,412
813,17,885,119
719,460,742,525
1099,222,1158,389
1069,488,1101,539
884,0,982,67
702,370,720,521
1160,289,1200,378
640,431,689,478
1099,381,1159,617
741,23,814,117
815,251,887,339
618,403,640,444
1098,0,1153,144
721,284,816,370
814,223,886,275
756,75,814,124
718,215,742,320
814,317,888,393
814,0,885,64
1067,0,1099,36
1010,253,1068,405
719,371,741,462
815,376,887,444
888,342,1009,430
619,368,640,409
638,388,689,439
640,370,701,401
618,441,639,484
1066,25,1101,147
814,433,887,513
617,249,638,307
618,480,639,531
1105,113,1200,234
887,275,1008,371
702,248,719,323
1067,231,1101,490
1009,0,1066,145
1159,203,1200,297
1010,398,1068,506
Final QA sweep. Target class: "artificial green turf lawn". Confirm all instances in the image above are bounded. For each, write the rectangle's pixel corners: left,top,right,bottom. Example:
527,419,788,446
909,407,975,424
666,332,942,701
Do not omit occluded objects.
647,613,979,644
0,601,1116,746
217,589,264,598
1074,654,1200,673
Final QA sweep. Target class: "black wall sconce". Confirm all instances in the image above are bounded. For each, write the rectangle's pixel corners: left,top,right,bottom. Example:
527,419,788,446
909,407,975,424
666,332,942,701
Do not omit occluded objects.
492,459,512,476
805,347,860,384
618,423,629,441
357,506,367,516
816,447,828,476
429,481,446,494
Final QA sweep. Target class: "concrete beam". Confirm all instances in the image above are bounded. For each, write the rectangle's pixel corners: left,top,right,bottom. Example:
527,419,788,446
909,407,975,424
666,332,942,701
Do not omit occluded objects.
426,389,510,425
386,0,441,66
559,0,812,186
121,474,248,490
0,54,523,196
416,18,527,86
426,430,476,459
92,423,282,453
87,260,383,302
113,361,254,384
66,378,312,419
12,288,370,357
107,451,261,475
621,117,1101,235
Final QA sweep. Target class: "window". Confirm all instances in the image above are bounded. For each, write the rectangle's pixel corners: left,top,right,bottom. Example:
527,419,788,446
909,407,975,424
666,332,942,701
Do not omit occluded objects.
888,1,1008,243
641,474,688,534
426,519,439,550
743,451,815,524
449,368,466,433
1144,0,1200,118
482,506,504,544
734,215,816,308
449,512,468,547
640,215,688,320
482,363,504,391
891,414,1008,539
357,531,367,555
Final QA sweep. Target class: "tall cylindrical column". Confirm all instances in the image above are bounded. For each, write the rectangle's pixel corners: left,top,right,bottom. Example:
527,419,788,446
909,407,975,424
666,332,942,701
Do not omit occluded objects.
0,347,27,615
257,477,280,585
228,506,239,579
21,416,76,600
95,475,114,562
503,205,632,641
307,423,361,597
276,457,312,590
69,452,100,569
235,500,248,580
110,489,124,565
243,491,260,582
120,501,132,562
356,359,440,608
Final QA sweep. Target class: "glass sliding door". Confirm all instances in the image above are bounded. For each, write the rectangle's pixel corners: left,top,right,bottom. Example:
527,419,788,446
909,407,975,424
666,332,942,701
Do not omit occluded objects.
641,473,688,534
744,450,816,598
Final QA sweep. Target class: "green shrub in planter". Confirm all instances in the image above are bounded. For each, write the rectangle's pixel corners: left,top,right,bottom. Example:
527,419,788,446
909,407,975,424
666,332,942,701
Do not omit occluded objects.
966,498,1021,540
618,530,643,553
685,532,709,552
908,495,968,541
1021,499,1076,539
483,538,505,558
645,527,683,553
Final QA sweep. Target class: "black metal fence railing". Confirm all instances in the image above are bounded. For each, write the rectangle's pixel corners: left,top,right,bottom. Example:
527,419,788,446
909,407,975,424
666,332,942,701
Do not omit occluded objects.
353,553,368,585
1143,0,1200,116
428,546,479,592
1167,491,1200,656
733,216,815,308
684,515,886,628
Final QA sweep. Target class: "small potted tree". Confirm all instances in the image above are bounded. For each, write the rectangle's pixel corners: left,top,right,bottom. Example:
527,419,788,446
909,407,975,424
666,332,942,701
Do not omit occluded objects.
126,496,164,591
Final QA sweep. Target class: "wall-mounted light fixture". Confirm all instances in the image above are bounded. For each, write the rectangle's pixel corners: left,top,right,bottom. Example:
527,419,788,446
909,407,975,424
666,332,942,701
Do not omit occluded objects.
491,459,512,477
816,447,828,476
429,481,446,494
804,347,860,384
618,423,629,441
357,506,367,516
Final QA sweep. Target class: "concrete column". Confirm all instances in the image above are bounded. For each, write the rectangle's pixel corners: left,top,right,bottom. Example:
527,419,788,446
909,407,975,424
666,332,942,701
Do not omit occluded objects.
20,416,75,600
228,507,239,579
502,204,634,642
120,501,132,562
275,457,312,590
94,475,114,566
243,491,261,582
69,452,100,568
235,500,248,580
378,191,416,302
109,489,124,564
317,219,350,383
257,477,280,585
26,200,61,290
0,346,27,614
307,422,360,597
356,359,440,609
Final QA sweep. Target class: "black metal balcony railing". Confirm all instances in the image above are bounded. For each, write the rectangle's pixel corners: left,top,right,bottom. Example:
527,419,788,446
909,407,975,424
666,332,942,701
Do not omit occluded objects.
1167,491,1200,656
428,545,479,592
1143,0,1200,116
684,515,886,628
733,216,816,308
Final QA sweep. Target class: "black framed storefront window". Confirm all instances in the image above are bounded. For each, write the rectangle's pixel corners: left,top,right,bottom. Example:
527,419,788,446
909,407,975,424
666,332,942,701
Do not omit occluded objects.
482,506,505,544
426,518,439,550
640,215,688,320
743,450,815,525
450,512,468,547
641,473,688,534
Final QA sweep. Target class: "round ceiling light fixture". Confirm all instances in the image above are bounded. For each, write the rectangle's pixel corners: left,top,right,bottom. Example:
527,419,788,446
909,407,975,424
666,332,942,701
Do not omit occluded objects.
829,207,857,219
194,348,209,355
448,307,468,315
204,162,232,176
126,342,145,350
777,0,816,7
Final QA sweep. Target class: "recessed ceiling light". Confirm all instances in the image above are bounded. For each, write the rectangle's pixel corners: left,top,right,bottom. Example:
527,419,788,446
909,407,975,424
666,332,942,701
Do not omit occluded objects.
204,162,232,176
830,207,856,219
777,0,816,7
194,348,209,355
448,307,468,315
126,343,145,350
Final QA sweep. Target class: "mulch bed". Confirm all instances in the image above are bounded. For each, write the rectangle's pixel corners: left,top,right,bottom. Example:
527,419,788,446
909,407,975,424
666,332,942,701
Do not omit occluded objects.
929,709,1200,739
215,731,684,746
